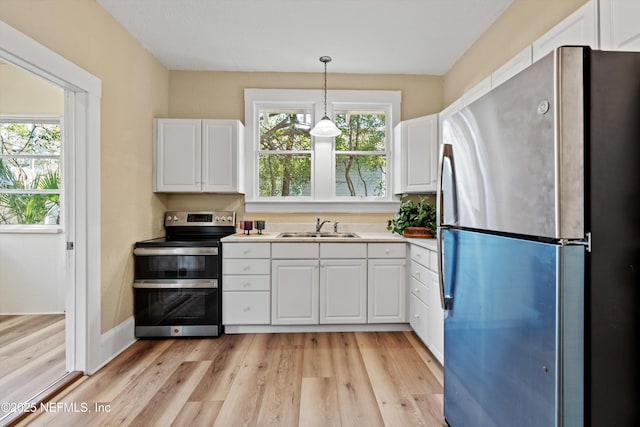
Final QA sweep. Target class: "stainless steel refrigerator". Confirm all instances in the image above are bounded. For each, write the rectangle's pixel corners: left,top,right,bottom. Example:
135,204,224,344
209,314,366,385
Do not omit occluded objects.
437,46,640,426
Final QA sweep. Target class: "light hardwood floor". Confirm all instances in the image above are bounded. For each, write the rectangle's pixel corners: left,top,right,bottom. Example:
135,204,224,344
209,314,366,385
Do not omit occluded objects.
0,315,68,422
18,331,445,427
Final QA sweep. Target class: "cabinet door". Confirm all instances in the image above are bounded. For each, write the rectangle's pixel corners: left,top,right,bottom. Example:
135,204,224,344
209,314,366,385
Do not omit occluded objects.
154,119,201,192
320,259,367,324
532,0,599,62
271,260,319,325
427,270,444,364
600,0,640,51
367,259,406,323
396,115,439,194
202,120,244,193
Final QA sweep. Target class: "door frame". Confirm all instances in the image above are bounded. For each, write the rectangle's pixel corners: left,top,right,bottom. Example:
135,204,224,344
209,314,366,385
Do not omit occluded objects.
0,19,102,373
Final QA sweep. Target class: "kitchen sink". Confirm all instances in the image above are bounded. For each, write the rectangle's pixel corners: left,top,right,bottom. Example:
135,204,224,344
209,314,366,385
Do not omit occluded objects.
277,232,360,238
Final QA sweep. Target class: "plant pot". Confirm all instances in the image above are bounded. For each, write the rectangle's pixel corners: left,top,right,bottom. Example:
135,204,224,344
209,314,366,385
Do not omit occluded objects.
402,226,434,238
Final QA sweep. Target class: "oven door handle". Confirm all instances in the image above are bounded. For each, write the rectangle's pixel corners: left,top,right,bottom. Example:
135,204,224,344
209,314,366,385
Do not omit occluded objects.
133,247,218,256
133,279,218,289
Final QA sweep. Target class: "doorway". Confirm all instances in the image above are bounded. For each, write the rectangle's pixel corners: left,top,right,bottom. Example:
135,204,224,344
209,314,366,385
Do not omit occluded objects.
0,62,69,420
0,18,102,423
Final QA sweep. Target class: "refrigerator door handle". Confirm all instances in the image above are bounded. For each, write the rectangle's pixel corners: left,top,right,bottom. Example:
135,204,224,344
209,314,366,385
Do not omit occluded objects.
437,227,450,310
437,143,455,310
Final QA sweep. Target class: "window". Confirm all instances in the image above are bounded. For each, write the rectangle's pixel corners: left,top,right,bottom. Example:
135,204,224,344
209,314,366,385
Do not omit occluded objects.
258,109,312,197
0,117,62,225
335,110,387,198
245,89,400,213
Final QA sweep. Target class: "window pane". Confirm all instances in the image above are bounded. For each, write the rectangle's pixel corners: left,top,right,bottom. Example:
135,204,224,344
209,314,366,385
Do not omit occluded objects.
259,110,312,151
335,112,386,152
0,123,61,155
0,120,61,225
335,154,386,197
259,154,311,197
0,193,60,224
0,158,60,190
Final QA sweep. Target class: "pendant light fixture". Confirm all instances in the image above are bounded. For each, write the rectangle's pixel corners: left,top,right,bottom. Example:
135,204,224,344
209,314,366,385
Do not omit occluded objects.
310,56,341,137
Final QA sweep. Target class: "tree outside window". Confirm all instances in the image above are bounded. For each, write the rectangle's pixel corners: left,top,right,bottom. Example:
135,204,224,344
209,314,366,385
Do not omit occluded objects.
334,111,387,197
258,109,312,197
0,119,61,225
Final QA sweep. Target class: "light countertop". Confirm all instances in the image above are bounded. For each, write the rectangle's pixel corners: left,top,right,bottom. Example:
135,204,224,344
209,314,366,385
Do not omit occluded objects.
221,231,408,243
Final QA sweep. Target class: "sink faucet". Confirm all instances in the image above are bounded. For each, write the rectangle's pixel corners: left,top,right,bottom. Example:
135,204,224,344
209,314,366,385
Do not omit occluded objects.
316,218,331,232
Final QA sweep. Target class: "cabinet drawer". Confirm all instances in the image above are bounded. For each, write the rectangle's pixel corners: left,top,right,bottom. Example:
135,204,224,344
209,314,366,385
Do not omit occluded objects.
223,291,270,325
223,259,270,275
429,250,439,272
223,275,270,291
320,243,367,259
410,260,430,285
368,243,406,258
410,245,431,268
223,242,270,258
410,276,429,306
409,293,428,344
272,243,319,259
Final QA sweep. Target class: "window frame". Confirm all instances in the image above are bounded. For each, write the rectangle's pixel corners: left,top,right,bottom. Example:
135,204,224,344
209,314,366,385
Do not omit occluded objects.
244,89,401,213
0,115,63,232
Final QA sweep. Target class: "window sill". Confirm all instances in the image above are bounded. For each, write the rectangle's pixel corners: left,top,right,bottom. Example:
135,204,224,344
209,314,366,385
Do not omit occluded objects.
0,225,63,234
245,200,400,214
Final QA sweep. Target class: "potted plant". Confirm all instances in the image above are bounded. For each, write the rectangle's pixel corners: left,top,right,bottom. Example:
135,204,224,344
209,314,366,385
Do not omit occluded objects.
387,196,437,238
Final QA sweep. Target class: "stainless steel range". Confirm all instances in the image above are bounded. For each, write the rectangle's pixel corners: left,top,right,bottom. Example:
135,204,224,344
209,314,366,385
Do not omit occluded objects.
133,211,236,337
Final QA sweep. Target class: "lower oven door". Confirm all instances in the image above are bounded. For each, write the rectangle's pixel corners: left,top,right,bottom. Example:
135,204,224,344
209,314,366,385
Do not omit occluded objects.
133,279,220,337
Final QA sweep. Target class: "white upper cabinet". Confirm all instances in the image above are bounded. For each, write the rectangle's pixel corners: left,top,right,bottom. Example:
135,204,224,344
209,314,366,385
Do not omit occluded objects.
202,120,244,192
600,0,640,51
154,118,244,193
532,0,599,62
154,119,202,192
393,114,439,194
491,46,533,89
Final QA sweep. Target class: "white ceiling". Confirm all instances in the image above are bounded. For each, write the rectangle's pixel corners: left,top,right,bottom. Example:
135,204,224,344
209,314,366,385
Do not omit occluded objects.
97,0,513,75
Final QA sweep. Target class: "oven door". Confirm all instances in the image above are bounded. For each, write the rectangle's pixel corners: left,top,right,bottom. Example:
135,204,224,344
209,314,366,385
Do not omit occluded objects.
133,279,220,337
133,247,218,280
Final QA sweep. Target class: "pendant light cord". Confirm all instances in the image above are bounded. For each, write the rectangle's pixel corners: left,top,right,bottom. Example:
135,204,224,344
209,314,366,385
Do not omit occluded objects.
323,58,328,117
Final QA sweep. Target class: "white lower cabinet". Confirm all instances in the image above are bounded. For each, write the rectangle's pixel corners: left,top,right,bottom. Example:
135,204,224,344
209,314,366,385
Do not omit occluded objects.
367,243,407,323
409,243,444,364
271,259,319,325
320,259,367,324
222,242,271,325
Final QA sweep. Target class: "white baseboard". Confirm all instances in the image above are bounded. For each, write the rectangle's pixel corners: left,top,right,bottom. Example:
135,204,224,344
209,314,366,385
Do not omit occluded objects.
93,316,136,374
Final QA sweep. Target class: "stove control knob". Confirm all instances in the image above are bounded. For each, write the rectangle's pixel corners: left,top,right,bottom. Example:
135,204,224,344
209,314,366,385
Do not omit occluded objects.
172,216,178,221
215,216,220,222
226,216,233,222
166,215,172,221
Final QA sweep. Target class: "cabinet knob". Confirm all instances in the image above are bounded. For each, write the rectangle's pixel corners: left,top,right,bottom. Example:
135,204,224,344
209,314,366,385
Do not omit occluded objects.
243,306,251,311
243,282,251,287
414,287,419,293
416,253,421,259
243,266,251,271
385,249,391,254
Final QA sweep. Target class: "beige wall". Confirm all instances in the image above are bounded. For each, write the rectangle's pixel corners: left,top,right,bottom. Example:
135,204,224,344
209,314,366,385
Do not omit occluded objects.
0,62,64,115
0,0,170,332
443,0,588,105
169,70,443,121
